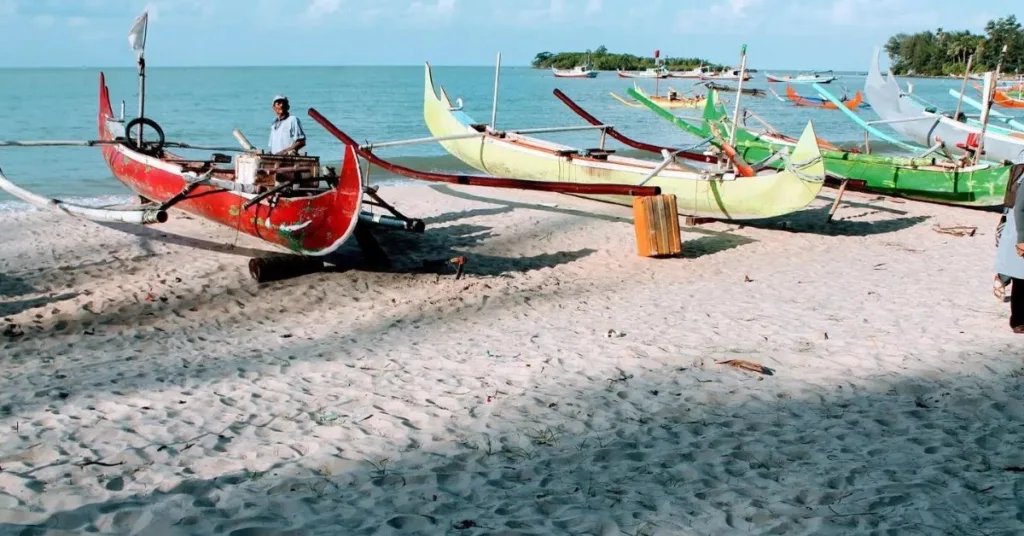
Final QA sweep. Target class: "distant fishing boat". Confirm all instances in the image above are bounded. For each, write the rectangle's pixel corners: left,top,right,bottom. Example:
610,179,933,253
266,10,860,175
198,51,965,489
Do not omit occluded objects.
700,68,752,81
552,57,598,78
617,65,669,79
765,70,838,84
552,65,598,78
668,65,710,78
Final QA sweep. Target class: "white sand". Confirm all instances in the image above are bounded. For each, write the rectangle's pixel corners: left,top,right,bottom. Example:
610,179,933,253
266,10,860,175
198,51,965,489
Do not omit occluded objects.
1,184,1022,535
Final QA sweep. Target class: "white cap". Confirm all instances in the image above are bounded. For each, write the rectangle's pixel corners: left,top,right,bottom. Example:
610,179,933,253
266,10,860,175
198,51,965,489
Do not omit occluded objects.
272,94,288,103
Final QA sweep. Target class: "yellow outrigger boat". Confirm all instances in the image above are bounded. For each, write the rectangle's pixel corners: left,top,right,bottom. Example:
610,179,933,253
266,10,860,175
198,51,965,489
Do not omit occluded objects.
610,82,709,109
422,62,826,220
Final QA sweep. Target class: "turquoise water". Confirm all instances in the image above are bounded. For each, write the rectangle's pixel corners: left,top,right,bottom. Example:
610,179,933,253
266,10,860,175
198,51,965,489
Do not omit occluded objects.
0,65,985,208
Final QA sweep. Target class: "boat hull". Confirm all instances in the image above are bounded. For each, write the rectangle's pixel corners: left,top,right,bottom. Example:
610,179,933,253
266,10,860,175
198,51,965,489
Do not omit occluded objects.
689,92,1010,206
552,68,598,78
766,73,837,84
423,63,825,220
865,50,1024,164
96,73,362,256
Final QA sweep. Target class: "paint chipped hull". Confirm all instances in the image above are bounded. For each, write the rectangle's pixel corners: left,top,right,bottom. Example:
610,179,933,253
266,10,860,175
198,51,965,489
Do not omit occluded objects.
96,73,362,256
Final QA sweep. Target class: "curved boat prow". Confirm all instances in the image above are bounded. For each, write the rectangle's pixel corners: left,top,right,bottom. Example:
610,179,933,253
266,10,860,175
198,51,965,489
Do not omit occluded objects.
790,121,825,179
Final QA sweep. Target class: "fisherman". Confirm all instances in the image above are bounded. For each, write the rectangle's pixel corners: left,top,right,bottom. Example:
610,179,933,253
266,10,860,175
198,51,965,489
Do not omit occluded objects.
269,95,306,155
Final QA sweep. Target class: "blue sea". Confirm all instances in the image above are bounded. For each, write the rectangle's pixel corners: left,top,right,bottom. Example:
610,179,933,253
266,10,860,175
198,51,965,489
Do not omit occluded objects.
0,65,977,209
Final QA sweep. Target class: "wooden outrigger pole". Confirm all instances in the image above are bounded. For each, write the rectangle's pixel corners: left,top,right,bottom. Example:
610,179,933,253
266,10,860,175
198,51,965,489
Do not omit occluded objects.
952,53,974,122
974,44,1009,165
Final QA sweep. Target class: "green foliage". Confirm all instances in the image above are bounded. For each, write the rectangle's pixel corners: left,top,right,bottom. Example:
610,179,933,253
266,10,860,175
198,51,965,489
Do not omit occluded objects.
531,46,728,72
885,16,1024,75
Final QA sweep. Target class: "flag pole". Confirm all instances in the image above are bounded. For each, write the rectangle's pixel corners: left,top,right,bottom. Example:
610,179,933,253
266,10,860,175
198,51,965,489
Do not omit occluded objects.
137,53,146,145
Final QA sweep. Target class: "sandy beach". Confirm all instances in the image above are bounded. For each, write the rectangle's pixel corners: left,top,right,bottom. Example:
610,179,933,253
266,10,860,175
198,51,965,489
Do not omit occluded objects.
1,183,1022,535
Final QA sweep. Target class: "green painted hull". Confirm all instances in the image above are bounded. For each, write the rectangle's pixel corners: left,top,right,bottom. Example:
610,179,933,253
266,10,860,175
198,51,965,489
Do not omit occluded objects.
642,88,1011,207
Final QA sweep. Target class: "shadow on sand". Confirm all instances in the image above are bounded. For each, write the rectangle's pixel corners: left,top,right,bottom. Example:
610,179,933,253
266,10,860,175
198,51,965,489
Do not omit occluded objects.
3,351,1022,535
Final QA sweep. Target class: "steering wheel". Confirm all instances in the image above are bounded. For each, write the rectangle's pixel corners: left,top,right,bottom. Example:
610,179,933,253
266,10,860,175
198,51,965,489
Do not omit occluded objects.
123,117,166,155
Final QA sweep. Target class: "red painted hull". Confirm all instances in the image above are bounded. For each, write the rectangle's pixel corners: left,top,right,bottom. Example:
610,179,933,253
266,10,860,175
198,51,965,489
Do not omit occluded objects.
96,73,362,256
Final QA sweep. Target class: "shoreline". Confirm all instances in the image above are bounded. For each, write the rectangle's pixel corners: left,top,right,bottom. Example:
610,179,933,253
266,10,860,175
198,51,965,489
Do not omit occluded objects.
2,183,1021,534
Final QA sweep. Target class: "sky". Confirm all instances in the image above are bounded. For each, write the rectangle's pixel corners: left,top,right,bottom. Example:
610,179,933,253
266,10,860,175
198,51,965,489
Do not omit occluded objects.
0,0,1020,70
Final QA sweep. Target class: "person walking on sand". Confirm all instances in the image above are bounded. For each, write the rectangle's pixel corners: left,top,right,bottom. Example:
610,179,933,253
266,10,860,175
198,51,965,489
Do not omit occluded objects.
995,214,1012,301
994,164,1024,333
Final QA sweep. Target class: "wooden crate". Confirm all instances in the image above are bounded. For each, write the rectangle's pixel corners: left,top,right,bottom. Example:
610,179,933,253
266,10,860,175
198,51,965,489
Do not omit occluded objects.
632,194,682,257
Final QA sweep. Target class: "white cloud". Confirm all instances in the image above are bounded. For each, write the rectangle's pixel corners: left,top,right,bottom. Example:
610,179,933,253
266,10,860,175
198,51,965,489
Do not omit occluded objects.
67,16,89,27
408,0,458,21
305,0,342,18
676,0,766,32
584,0,602,15
720,0,763,17
0,0,15,17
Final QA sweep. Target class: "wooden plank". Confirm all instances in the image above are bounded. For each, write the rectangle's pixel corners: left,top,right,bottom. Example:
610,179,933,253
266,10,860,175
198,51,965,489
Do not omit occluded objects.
632,194,682,257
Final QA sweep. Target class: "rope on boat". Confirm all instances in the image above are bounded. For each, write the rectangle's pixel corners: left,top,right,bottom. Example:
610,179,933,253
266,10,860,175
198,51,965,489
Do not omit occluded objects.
672,136,714,155
749,148,789,169
780,153,825,183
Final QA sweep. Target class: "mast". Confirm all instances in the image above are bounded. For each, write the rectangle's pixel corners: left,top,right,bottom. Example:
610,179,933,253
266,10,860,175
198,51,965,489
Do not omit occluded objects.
728,44,749,147
490,52,501,130
128,11,149,144
654,49,661,97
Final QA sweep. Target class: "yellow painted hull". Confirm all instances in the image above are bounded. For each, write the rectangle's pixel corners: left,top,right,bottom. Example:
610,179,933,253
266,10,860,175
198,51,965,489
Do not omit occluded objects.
422,63,825,220
611,91,706,109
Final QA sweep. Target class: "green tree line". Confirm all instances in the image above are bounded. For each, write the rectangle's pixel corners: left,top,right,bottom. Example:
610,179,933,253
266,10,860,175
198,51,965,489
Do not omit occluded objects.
885,15,1023,76
532,45,729,71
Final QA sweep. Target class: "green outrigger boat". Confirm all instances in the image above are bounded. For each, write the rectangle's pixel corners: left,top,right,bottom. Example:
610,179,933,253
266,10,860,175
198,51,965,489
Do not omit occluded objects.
625,87,1012,207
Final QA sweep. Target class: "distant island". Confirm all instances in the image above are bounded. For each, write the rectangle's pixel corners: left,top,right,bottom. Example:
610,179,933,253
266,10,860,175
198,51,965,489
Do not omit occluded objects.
532,46,731,72
884,15,1023,76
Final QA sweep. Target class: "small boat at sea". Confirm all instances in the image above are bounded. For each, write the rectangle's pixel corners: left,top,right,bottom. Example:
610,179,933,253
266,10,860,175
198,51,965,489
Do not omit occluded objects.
668,65,711,79
783,83,863,110
700,68,752,81
610,82,708,109
617,65,670,79
765,70,838,84
552,59,598,78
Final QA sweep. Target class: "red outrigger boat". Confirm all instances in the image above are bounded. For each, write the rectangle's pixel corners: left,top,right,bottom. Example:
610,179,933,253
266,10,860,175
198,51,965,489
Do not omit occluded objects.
96,73,365,258
0,13,661,282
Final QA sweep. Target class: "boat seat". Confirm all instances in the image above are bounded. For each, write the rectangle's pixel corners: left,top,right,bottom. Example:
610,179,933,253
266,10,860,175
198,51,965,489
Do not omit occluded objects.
555,149,580,157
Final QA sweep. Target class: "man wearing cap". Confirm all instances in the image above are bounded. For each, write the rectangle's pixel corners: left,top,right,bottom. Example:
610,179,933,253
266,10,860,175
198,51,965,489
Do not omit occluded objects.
269,95,306,155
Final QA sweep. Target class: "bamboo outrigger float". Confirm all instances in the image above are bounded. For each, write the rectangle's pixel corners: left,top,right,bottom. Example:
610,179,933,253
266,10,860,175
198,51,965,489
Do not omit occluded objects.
422,62,827,221
0,12,669,281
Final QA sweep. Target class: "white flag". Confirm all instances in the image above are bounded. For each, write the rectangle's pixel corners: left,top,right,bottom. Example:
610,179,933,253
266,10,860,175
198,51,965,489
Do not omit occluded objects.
128,11,148,53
